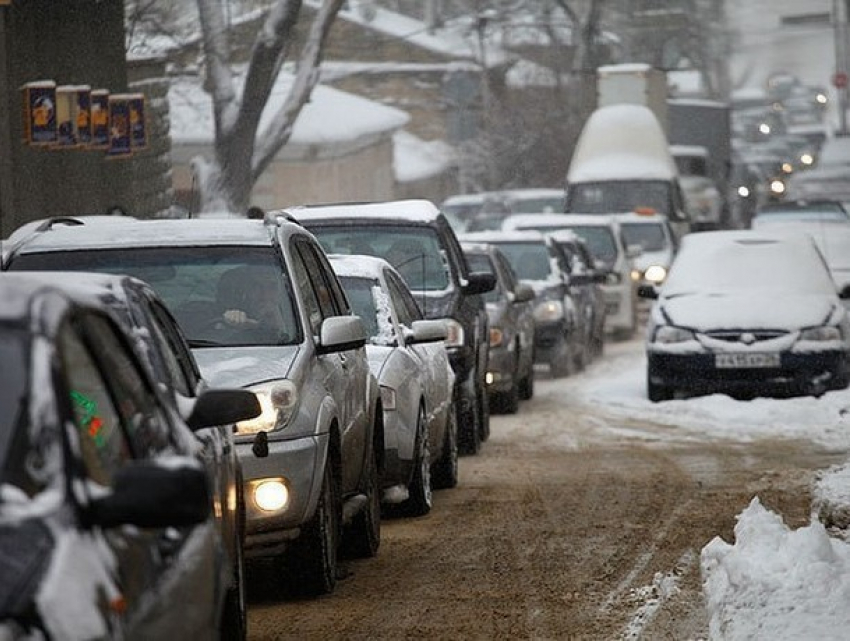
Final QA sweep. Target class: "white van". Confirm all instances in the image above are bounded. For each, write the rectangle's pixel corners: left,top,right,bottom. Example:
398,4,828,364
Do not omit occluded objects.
564,104,693,240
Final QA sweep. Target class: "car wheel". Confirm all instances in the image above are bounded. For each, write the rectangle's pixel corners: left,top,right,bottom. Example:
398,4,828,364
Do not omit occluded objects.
549,338,572,378
647,378,674,402
457,384,481,456
403,406,433,516
479,378,491,442
432,406,459,489
285,462,339,596
344,440,381,559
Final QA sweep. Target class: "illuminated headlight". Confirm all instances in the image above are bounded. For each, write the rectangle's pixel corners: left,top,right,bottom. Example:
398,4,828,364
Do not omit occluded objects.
485,371,495,385
781,162,793,174
380,385,397,411
443,319,465,348
817,93,828,105
800,326,841,341
800,153,814,166
759,123,771,135
654,325,695,344
251,479,289,512
605,271,623,285
643,265,667,284
770,179,786,195
235,381,298,435
737,185,750,198
534,299,564,322
631,269,642,281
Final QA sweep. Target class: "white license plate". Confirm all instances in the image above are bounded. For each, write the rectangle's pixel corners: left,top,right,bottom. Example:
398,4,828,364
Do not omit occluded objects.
715,353,781,369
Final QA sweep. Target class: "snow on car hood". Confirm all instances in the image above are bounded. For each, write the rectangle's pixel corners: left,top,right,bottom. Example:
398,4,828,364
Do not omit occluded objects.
192,345,299,388
660,292,837,331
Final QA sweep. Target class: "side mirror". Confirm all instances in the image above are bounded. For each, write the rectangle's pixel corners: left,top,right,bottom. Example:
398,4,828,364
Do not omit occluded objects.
637,284,659,300
512,282,535,303
186,388,261,431
406,319,448,344
317,315,367,355
89,460,210,528
463,271,497,296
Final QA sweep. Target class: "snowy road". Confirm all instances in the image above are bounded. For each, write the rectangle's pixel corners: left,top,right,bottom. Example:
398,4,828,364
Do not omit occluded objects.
245,337,850,639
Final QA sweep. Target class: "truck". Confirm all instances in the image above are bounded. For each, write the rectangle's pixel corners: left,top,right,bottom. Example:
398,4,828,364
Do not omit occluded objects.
597,63,669,131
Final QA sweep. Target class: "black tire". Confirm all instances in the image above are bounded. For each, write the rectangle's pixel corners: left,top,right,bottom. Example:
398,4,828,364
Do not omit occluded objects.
647,377,674,402
519,361,534,400
285,462,339,597
432,407,459,489
494,384,520,415
402,406,433,517
479,380,491,442
458,399,481,455
344,441,381,559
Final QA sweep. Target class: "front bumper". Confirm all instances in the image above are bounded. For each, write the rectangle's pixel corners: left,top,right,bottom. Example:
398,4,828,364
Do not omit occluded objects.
602,284,634,333
533,319,566,362
647,349,850,397
237,433,327,559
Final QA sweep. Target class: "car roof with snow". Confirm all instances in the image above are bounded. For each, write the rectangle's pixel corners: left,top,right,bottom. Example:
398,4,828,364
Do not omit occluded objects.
503,213,622,231
328,253,391,279
285,199,442,224
459,230,547,244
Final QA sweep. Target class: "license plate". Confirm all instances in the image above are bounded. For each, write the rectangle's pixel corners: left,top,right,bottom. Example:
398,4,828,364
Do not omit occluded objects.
715,353,780,369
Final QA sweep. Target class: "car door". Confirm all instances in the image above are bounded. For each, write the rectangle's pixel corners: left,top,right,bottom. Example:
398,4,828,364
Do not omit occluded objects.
290,237,367,494
61,312,218,637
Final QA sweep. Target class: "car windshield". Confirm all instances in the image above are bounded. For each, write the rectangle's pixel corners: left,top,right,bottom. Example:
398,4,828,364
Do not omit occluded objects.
11,248,302,348
336,276,388,343
310,226,450,291
489,242,551,282
557,226,618,266
509,197,564,214
620,222,668,252
0,330,28,482
465,252,502,303
567,180,672,214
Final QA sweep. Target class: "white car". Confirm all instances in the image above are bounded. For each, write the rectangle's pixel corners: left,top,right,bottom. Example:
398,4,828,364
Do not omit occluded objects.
639,230,850,401
502,213,641,339
614,211,678,287
330,254,459,515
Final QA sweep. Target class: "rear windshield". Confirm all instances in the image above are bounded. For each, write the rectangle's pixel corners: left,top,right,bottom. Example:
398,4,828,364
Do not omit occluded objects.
10,248,301,348
567,180,672,215
489,242,552,282
310,225,451,292
620,222,668,252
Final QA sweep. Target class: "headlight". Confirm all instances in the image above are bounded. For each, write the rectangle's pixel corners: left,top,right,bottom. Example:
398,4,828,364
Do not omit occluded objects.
380,385,397,411
759,123,771,135
800,326,841,341
489,327,504,347
631,269,642,281
817,92,828,105
251,478,289,512
654,325,696,344
643,265,667,284
534,299,564,322
770,179,786,195
737,185,750,198
443,319,464,348
235,380,298,435
781,162,793,174
800,153,814,166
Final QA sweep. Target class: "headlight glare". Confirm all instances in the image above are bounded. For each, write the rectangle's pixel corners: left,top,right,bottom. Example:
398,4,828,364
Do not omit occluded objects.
534,299,564,322
644,265,667,284
236,381,298,435
252,479,289,512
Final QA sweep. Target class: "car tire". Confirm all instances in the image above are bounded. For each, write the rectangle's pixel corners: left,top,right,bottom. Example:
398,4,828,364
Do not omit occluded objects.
457,385,482,456
647,378,674,402
549,338,572,378
403,406,433,517
285,462,339,596
479,378,491,442
432,407,459,489
344,441,381,559
220,471,247,641
519,364,534,400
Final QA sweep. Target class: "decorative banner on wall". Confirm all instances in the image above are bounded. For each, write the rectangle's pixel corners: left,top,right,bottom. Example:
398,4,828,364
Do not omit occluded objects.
22,80,57,146
90,89,110,149
76,86,92,146
56,85,80,147
107,94,132,157
128,93,147,150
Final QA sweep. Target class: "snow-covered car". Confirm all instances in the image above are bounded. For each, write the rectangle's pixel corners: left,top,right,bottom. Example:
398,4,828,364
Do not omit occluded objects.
461,230,584,377
502,213,641,340
0,272,260,640
750,199,850,231
639,230,850,401
615,211,678,287
286,199,496,456
3,215,383,597
461,241,536,412
330,255,458,515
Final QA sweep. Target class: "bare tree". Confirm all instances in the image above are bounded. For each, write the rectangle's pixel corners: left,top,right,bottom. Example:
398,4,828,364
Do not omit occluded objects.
192,0,345,213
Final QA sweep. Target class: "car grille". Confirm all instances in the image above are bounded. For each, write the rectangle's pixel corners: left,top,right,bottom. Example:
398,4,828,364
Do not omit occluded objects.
704,329,789,343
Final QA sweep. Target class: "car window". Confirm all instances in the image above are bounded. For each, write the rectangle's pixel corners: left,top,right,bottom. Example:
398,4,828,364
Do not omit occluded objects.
568,180,673,214
385,269,424,324
292,238,345,327
145,296,200,398
562,226,619,266
620,222,668,252
337,275,383,341
310,225,451,291
78,314,174,458
61,319,134,486
465,252,501,303
490,242,552,282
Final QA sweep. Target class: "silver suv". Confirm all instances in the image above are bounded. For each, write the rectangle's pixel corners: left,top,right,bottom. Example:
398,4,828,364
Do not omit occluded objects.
3,214,383,597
